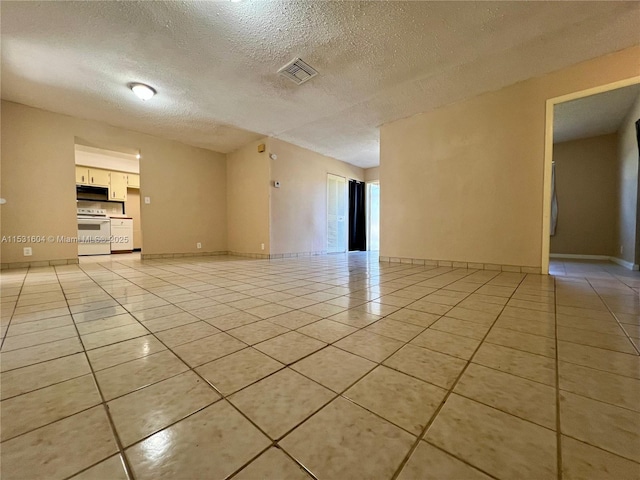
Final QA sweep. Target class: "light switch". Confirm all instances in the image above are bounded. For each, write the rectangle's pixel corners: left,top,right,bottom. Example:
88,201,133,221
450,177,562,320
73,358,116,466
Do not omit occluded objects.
144,197,151,204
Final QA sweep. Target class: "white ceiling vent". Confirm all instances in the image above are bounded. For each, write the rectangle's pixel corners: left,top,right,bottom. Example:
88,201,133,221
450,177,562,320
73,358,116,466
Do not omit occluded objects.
277,58,318,85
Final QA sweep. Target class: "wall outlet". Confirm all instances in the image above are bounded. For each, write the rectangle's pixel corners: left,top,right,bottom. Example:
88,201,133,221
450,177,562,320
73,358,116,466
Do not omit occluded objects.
23,247,33,256
197,242,202,249
144,197,151,204
261,243,265,250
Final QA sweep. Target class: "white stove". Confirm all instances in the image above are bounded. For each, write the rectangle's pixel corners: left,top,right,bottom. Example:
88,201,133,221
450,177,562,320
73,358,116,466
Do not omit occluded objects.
77,208,111,255
77,208,108,218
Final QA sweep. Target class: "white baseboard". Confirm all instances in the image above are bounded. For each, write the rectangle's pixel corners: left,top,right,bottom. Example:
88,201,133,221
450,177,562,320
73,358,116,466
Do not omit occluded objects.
549,254,610,260
550,253,639,271
609,256,640,271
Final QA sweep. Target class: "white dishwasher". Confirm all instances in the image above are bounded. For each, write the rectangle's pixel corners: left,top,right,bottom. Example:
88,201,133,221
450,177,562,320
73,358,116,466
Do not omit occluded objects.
110,217,134,253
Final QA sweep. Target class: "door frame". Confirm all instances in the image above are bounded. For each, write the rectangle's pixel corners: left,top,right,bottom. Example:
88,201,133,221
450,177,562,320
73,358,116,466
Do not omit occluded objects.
366,181,380,251
326,173,348,253
541,76,640,274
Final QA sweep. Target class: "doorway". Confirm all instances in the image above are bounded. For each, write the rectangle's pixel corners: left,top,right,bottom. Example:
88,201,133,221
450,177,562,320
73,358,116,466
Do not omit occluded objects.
348,179,366,251
543,79,640,273
74,145,142,259
327,174,347,253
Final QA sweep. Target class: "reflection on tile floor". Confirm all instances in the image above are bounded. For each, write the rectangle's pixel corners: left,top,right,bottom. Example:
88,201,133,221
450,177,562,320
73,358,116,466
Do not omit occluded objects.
1,255,639,479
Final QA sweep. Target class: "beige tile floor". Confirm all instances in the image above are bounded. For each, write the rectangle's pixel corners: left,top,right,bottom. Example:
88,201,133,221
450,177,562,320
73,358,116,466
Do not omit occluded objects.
1,254,639,479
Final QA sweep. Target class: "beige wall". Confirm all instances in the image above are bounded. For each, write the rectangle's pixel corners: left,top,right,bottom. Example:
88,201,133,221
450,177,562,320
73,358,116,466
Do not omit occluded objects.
550,135,617,256
380,46,640,268
226,139,271,255
614,93,640,265
1,101,227,264
268,138,364,256
364,167,380,183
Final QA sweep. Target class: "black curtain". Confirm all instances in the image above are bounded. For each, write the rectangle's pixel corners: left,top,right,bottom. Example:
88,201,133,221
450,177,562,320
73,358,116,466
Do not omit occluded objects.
349,180,366,251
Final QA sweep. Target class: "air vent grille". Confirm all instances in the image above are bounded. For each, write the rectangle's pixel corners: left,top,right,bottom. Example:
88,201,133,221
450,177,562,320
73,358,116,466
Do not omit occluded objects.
277,58,318,85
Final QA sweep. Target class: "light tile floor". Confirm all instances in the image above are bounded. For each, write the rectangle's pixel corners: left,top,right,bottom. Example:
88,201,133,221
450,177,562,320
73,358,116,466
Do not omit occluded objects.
1,254,639,479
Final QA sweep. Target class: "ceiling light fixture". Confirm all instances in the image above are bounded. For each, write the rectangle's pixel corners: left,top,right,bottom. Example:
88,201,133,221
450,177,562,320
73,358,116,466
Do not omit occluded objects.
130,83,156,101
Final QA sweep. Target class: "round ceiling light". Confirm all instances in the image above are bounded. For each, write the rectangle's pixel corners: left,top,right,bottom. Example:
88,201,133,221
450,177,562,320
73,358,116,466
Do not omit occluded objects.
130,83,156,101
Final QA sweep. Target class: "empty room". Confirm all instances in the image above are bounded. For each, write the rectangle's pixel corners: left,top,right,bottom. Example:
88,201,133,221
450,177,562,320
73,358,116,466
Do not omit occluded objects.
1,2,639,479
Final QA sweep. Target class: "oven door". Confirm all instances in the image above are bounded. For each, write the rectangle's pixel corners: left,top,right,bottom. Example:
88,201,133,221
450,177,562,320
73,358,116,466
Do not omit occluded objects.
77,218,111,255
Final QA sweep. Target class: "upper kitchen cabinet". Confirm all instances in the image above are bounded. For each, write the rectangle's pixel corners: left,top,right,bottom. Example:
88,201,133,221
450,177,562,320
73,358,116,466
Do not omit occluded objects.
75,162,137,200
75,166,89,184
127,173,140,188
76,166,110,186
109,172,128,201
88,168,110,187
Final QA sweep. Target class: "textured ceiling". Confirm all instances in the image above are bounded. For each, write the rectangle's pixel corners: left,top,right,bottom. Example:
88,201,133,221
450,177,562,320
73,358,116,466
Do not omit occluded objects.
2,1,639,168
554,83,640,144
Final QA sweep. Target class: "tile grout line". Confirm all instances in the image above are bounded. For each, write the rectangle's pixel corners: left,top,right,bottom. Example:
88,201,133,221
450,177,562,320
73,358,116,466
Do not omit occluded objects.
584,277,640,356
1,330,82,354
552,346,640,383
0,269,31,351
3,292,384,404
0,395,105,445
238,267,490,476
74,264,288,477
72,260,335,479
79,259,484,478
95,264,465,368
6,257,612,479
389,272,530,480
61,454,128,480
553,274,563,480
0,269,534,377
554,274,640,464
330,322,563,446
51,265,138,480
84,263,477,360
1,266,483,414
3,317,80,339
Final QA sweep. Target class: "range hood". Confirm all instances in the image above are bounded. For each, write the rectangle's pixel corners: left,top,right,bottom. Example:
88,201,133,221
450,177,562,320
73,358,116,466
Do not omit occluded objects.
76,185,109,201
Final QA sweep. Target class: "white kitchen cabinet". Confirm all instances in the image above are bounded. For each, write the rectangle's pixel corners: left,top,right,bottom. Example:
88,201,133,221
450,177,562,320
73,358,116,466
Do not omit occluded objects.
110,218,133,252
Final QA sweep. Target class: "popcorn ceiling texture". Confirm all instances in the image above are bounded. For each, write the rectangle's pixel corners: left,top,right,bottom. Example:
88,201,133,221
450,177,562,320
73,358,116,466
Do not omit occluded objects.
554,84,640,144
1,1,639,167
